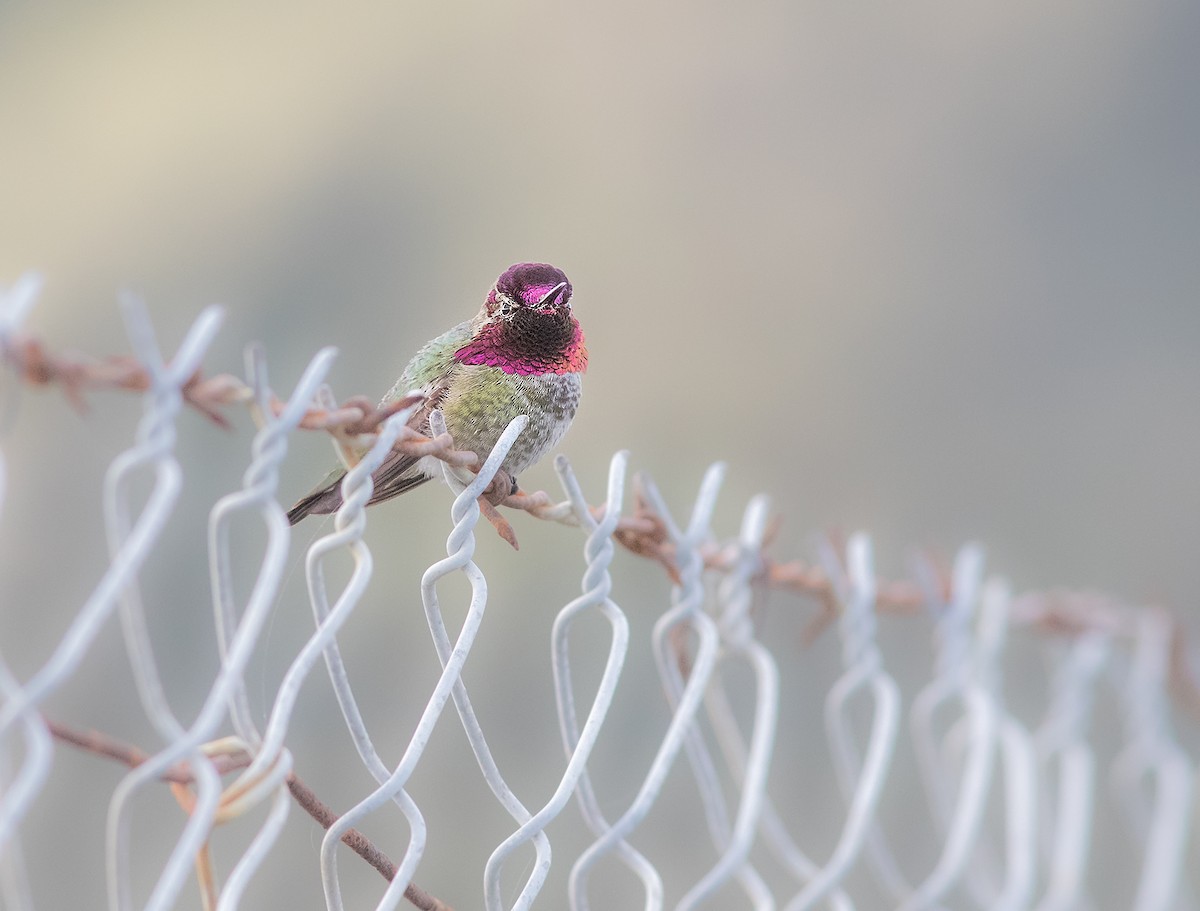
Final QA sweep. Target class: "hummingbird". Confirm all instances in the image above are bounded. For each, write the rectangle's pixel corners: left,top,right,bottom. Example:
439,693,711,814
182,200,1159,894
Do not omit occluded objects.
287,262,587,524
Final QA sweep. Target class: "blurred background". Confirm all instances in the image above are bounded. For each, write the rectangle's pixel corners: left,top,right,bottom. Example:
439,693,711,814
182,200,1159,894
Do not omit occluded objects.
1,1,1197,908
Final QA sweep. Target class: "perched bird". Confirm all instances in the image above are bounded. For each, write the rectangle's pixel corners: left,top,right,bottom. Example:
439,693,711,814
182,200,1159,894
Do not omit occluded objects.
287,262,587,524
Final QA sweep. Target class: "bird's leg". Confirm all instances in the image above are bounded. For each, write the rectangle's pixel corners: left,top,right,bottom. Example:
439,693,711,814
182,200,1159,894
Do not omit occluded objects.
474,467,522,549
480,468,515,507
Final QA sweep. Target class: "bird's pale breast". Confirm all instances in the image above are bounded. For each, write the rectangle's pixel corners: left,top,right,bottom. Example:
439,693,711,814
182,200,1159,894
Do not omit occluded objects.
439,367,582,476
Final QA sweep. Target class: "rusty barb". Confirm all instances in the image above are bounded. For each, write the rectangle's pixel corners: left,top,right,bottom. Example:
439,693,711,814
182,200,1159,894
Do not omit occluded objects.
1,327,246,428
4,316,1200,720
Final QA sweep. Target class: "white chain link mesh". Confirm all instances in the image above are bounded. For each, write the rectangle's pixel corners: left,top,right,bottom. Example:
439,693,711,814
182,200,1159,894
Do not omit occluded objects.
1,278,1197,910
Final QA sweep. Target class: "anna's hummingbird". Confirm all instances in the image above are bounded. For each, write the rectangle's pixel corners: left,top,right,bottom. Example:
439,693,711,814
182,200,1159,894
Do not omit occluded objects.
287,262,587,524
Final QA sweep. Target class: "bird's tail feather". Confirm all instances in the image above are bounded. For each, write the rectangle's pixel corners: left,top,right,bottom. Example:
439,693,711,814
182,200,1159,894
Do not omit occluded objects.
286,472,346,525
286,460,434,525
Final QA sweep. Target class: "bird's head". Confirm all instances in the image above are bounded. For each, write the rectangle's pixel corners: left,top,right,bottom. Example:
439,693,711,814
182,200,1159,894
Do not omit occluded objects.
485,263,573,318
457,261,586,374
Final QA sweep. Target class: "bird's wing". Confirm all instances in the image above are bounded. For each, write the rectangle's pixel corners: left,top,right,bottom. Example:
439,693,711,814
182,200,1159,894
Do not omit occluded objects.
363,398,435,504
366,319,475,497
287,319,476,524
382,318,475,404
368,317,490,504
286,428,428,522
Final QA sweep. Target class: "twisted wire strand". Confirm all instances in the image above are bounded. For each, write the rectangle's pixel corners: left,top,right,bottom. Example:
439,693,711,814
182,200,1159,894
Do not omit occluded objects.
103,300,232,911
320,413,529,911
1109,612,1196,911
0,300,222,869
1032,631,1110,910
819,538,916,905
703,517,846,905
974,580,1037,911
246,404,414,788
786,533,900,911
0,629,39,910
2,286,1198,911
302,392,438,827
0,680,38,911
482,451,632,910
568,464,727,911
299,410,432,909
648,470,768,907
110,295,209,743
703,510,812,900
1119,611,1175,761
937,583,1014,908
210,344,335,746
105,343,340,911
644,466,773,909
1038,633,1109,756
658,468,775,909
547,452,664,904
907,544,988,829
407,412,557,911
678,493,780,910
702,686,853,911
178,402,405,911
900,545,999,911
95,386,412,911
713,495,769,647
0,274,53,871
103,301,248,907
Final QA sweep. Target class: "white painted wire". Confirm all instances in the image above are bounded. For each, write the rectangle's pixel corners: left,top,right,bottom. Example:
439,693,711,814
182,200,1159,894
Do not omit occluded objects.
900,545,1000,911
1110,612,1195,911
320,412,532,911
482,451,632,910
550,453,661,900
698,518,852,907
975,580,1037,911
1,300,223,866
238,403,417,910
0,649,41,911
676,492,779,911
1,290,1197,911
104,300,230,911
110,296,219,742
785,533,900,911
106,342,343,911
648,465,774,910
304,385,433,826
569,466,727,911
1033,632,1108,911
211,344,334,748
0,275,53,884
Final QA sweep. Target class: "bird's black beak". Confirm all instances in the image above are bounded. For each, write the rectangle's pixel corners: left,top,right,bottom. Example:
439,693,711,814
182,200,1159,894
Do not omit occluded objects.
537,281,568,309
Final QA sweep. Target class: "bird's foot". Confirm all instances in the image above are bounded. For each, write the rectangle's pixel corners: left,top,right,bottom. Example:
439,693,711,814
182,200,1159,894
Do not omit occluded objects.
480,469,516,507
477,469,521,549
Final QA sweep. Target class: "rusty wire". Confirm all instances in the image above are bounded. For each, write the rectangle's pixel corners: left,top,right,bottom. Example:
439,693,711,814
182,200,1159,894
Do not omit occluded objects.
3,314,1199,716
2,284,1199,911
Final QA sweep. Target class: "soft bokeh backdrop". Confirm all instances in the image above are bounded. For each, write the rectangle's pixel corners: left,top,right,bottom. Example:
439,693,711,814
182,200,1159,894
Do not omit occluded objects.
2,1,1197,908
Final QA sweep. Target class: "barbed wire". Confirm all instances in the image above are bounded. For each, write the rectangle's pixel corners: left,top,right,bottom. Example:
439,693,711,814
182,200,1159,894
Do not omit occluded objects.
1,275,1198,910
3,276,1196,690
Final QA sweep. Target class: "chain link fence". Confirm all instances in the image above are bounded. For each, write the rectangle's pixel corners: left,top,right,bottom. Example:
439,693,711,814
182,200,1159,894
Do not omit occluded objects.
1,275,1197,910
